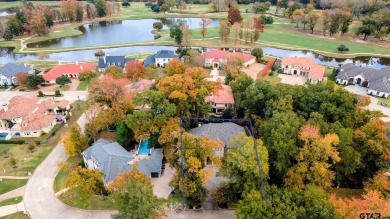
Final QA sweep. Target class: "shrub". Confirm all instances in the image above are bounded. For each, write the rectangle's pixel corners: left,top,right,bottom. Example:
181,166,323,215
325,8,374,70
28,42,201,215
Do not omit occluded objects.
77,160,86,168
35,140,41,146
58,161,69,172
0,140,25,144
38,91,44,97
28,144,35,152
55,90,61,97
9,157,17,166
269,71,274,76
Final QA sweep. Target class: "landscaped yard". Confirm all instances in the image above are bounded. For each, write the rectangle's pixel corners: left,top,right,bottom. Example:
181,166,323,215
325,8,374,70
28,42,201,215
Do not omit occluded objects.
0,179,27,195
54,156,82,192
0,1,60,9
0,212,26,219
1,101,87,177
0,196,23,207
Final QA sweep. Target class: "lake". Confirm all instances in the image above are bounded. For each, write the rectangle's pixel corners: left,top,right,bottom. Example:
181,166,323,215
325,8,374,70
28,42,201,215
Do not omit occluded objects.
27,18,220,49
0,46,389,69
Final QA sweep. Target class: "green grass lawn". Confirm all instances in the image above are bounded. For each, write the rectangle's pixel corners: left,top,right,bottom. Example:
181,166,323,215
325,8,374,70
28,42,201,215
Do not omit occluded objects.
77,74,100,90
54,156,82,192
0,1,60,9
0,212,27,219
0,196,23,207
265,72,281,83
0,179,28,195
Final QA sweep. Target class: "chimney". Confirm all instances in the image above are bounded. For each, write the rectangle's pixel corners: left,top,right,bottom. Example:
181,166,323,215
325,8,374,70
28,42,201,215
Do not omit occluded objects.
75,61,78,65
3,104,8,111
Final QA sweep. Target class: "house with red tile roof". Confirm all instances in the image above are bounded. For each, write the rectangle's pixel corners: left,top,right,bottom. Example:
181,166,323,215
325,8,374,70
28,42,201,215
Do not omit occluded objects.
202,49,256,69
205,85,235,114
43,63,97,84
280,57,325,84
0,96,70,138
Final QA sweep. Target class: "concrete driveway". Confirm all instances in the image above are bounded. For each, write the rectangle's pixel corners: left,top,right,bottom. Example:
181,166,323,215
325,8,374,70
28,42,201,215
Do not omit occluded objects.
278,74,308,85
151,164,175,199
344,85,390,122
241,63,265,81
0,90,88,106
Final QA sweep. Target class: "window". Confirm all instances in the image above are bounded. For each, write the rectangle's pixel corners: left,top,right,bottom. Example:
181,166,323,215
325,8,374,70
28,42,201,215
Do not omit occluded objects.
107,63,110,66
163,59,166,62
377,91,380,95
225,104,227,107
25,132,31,135
118,62,121,66
112,63,115,66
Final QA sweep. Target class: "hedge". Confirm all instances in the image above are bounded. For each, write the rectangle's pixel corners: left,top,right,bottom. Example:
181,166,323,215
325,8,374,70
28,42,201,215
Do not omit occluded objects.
0,140,25,144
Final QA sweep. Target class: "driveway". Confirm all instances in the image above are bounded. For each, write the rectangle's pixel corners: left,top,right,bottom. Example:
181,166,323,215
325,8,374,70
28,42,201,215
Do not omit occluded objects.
151,164,175,199
241,63,265,81
344,85,390,122
0,90,88,106
278,74,308,85
39,80,80,92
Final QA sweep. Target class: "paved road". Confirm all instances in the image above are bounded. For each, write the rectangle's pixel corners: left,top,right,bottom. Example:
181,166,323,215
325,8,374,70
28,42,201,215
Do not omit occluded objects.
0,203,25,217
23,143,115,219
344,85,390,122
0,91,88,106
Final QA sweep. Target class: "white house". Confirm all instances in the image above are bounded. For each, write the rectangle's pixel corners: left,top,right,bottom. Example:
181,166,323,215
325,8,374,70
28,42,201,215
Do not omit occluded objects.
0,63,34,86
336,64,390,98
202,49,256,69
143,50,178,67
0,96,70,138
280,57,326,84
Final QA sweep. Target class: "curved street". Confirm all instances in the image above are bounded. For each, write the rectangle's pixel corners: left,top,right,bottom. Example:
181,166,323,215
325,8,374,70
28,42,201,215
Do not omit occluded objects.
23,142,115,219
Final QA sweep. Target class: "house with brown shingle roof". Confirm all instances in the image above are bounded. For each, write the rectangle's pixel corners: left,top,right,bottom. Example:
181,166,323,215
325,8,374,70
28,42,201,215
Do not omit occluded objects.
280,57,325,84
205,85,234,114
202,49,256,69
0,96,70,138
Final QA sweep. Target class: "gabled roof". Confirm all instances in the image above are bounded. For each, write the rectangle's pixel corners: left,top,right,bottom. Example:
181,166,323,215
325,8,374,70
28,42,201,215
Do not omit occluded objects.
82,139,134,183
143,54,156,67
98,56,134,69
368,76,390,93
205,85,235,104
155,50,175,59
43,63,96,81
281,57,325,79
188,122,246,149
137,148,163,175
202,50,256,63
337,64,390,82
0,63,33,78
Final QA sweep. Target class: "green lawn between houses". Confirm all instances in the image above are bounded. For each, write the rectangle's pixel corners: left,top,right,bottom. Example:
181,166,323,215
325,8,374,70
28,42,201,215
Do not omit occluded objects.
0,196,23,207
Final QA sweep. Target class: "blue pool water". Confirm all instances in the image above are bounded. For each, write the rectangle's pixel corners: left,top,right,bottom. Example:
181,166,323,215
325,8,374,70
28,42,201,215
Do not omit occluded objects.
138,140,150,155
0,133,8,140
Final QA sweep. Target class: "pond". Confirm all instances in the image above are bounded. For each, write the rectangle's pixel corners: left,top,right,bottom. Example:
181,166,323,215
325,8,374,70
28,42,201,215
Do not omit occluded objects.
0,46,389,69
27,18,220,49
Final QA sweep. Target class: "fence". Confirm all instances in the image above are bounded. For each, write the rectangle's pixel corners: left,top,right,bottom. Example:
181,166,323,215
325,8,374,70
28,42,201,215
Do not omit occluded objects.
259,59,276,79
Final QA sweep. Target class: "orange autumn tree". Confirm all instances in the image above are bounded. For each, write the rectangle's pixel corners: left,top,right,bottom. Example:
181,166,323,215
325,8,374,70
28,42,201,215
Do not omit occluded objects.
285,124,340,189
330,189,390,219
89,75,129,107
107,170,152,192
156,67,220,117
165,58,186,75
125,60,146,80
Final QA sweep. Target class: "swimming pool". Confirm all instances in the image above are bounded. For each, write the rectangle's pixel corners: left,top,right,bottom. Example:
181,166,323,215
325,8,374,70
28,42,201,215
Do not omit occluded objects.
0,133,9,140
138,139,151,155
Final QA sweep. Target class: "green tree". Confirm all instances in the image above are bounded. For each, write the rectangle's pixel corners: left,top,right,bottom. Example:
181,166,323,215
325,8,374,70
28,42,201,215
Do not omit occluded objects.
229,73,253,117
7,17,23,36
160,4,170,13
221,105,234,118
220,133,269,195
63,124,89,157
169,25,183,44
115,120,134,146
104,66,124,79
2,28,13,41
236,190,270,219
78,70,96,82
65,166,104,198
55,75,72,86
224,72,233,85
111,179,164,219
27,74,44,89
251,48,263,62
121,0,130,7
75,3,84,22
94,0,107,17
337,44,349,53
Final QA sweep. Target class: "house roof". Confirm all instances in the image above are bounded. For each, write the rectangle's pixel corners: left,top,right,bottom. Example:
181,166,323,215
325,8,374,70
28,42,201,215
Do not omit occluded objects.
98,56,134,69
368,76,390,93
202,50,256,63
125,79,154,93
188,122,246,149
337,64,390,81
0,96,69,132
205,85,234,104
281,57,325,79
43,63,97,81
0,63,33,78
143,54,156,67
155,50,175,59
82,139,164,184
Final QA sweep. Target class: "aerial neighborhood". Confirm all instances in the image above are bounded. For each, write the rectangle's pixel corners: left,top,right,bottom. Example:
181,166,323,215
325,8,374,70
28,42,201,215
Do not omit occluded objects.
0,0,389,219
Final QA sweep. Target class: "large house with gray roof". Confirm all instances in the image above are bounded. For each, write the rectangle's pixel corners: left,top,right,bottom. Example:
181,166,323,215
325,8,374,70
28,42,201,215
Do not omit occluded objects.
143,50,178,67
97,55,134,72
0,63,34,86
336,64,390,98
82,139,163,185
188,122,246,159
